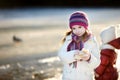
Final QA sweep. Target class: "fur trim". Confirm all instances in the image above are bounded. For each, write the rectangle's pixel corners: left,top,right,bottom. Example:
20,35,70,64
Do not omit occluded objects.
101,44,115,50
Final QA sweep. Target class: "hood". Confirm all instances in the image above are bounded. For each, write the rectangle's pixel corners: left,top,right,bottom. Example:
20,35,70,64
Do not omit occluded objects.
108,37,120,49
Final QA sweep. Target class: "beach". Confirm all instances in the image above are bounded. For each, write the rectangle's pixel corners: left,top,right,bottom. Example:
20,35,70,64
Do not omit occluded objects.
0,7,120,80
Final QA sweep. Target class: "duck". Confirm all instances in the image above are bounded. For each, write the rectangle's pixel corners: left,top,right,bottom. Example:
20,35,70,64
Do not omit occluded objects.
13,35,22,43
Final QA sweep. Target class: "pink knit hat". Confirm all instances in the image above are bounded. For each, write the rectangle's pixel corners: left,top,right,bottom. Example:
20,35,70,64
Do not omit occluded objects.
69,11,89,29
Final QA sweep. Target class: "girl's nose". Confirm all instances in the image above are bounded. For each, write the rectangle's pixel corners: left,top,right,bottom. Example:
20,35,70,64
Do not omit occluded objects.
76,30,79,33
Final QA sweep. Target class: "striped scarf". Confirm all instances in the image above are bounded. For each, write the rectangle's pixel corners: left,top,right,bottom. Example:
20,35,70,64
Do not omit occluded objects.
67,33,91,68
67,33,84,51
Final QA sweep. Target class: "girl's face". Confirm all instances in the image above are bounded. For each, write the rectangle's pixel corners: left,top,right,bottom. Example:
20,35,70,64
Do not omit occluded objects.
72,25,86,36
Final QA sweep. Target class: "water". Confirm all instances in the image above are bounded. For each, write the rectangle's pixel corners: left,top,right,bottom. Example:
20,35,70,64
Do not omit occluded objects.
0,7,120,28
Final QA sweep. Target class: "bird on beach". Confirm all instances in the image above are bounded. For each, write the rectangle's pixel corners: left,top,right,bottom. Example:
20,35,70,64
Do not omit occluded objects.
13,35,22,44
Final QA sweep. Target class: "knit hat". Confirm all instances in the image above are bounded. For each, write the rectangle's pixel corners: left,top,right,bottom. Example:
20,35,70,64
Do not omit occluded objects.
69,11,89,29
100,26,116,44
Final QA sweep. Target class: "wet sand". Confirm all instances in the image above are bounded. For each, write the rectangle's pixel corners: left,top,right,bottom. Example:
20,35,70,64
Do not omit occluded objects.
0,27,63,80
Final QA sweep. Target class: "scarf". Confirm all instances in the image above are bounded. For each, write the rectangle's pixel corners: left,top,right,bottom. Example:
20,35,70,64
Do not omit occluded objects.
67,33,91,68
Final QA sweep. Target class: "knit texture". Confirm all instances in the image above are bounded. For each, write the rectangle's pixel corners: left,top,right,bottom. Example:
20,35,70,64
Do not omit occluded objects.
69,11,89,29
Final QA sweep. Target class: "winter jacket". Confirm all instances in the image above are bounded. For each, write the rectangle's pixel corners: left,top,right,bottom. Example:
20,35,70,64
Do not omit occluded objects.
58,35,100,80
94,37,120,80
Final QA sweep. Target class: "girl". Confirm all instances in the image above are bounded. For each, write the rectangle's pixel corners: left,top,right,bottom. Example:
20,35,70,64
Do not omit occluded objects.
94,26,120,80
58,11,100,80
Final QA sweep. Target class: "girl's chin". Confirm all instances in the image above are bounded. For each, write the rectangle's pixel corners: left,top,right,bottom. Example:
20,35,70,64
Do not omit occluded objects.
76,34,82,36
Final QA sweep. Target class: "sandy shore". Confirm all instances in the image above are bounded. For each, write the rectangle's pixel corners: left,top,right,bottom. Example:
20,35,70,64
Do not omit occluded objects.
0,54,63,80
0,26,120,80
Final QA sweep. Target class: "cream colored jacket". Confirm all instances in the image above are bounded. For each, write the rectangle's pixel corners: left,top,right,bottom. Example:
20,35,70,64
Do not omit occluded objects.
58,35,100,80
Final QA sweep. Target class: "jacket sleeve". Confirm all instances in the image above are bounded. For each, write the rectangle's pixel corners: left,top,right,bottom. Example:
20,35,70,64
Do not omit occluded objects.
94,51,109,76
87,36,100,69
58,39,77,64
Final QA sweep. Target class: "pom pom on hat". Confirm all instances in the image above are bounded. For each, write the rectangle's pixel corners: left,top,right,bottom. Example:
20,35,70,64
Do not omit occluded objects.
100,26,116,44
69,11,89,29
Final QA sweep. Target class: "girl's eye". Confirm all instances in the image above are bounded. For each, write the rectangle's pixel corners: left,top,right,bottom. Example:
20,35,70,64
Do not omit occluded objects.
78,26,81,28
72,28,75,30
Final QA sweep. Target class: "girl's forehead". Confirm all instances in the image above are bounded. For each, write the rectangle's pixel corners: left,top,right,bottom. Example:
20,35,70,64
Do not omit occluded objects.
72,25,84,28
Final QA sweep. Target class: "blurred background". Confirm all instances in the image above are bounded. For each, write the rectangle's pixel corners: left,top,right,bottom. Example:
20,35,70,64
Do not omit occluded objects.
0,0,120,80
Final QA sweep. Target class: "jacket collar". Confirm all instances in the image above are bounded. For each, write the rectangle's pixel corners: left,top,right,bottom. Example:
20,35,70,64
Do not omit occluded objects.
66,35,72,41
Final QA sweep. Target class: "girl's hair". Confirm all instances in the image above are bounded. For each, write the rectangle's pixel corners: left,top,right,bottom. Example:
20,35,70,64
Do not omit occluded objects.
62,29,91,43
62,30,72,43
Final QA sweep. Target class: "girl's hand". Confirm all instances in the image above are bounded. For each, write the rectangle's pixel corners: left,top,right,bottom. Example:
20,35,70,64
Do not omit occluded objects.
82,48,89,54
81,53,90,61
81,49,91,61
74,54,82,60
74,50,82,60
94,72,99,78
